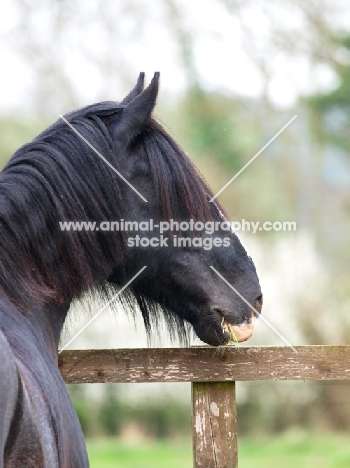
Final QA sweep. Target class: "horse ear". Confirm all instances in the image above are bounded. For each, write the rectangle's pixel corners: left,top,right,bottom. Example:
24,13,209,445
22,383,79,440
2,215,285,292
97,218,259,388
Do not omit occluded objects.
114,72,160,146
120,72,145,105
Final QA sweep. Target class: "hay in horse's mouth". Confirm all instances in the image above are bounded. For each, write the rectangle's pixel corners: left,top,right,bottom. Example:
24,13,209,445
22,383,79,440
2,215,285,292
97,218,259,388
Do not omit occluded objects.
220,314,256,344
221,316,238,343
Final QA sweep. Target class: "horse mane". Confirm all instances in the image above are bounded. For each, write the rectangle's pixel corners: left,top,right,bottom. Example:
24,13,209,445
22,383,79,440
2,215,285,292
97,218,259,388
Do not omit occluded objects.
0,100,226,343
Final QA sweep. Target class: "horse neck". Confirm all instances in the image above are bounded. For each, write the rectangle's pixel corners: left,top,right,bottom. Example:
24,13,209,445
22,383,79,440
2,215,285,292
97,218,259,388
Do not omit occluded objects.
26,302,70,362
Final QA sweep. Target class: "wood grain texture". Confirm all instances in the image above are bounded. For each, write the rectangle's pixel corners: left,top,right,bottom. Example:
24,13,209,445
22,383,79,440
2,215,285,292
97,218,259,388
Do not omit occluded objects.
192,382,237,468
58,346,350,384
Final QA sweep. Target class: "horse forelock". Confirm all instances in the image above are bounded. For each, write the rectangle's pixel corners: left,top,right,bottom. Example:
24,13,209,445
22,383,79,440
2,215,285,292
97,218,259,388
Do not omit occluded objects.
143,120,226,223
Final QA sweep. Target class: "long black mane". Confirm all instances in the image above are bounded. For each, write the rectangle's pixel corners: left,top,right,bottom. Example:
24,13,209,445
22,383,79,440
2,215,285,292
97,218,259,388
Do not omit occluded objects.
0,100,225,339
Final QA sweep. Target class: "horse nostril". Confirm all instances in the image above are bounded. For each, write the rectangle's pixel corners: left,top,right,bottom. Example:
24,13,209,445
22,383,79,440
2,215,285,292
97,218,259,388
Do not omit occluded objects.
253,294,263,313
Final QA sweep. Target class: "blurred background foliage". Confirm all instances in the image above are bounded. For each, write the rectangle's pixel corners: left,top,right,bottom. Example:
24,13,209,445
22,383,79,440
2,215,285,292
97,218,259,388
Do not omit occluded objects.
1,0,350,460
69,383,191,440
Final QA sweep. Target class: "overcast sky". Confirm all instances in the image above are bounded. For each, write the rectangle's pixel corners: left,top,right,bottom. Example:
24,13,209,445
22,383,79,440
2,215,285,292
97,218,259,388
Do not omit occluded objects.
0,0,348,114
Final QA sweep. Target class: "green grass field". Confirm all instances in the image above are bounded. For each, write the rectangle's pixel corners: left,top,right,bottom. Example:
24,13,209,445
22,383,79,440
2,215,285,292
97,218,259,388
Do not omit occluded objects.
87,430,350,468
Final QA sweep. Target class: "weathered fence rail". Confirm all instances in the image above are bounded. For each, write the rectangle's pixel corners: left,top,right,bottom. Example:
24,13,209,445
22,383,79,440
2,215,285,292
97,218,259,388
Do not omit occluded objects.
59,346,350,467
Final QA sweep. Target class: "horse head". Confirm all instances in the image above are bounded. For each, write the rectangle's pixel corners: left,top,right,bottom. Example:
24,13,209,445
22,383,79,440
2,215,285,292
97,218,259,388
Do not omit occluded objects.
105,73,262,346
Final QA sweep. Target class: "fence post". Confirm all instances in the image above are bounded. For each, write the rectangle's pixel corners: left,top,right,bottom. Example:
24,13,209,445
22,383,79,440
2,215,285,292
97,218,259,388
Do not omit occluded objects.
192,381,238,468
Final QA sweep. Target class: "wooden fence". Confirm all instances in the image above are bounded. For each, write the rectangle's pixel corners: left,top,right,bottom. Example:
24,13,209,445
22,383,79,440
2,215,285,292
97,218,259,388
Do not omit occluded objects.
59,345,350,468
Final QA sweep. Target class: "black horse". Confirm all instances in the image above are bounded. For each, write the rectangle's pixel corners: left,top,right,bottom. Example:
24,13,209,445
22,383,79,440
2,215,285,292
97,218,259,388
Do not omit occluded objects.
0,73,262,466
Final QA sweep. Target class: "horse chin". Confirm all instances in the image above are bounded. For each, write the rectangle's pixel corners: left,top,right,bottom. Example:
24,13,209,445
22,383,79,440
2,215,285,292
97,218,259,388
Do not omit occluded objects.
191,319,232,347
193,327,231,347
